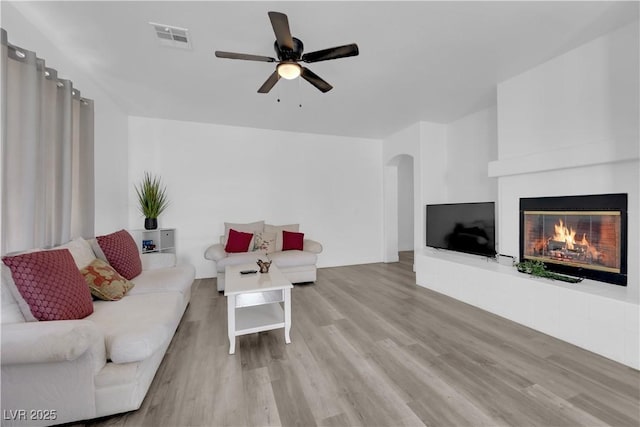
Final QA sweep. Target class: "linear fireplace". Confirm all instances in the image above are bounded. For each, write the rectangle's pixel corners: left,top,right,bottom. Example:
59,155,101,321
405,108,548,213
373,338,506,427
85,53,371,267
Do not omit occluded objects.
519,193,627,286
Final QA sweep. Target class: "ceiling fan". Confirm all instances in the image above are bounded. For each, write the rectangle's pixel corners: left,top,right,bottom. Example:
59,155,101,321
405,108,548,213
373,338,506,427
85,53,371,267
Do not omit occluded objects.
215,11,359,94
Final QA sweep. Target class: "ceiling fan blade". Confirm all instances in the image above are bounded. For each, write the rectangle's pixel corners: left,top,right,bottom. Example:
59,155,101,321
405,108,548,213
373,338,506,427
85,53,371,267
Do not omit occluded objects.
257,70,280,93
302,43,359,63
215,51,276,62
268,11,294,50
301,67,333,93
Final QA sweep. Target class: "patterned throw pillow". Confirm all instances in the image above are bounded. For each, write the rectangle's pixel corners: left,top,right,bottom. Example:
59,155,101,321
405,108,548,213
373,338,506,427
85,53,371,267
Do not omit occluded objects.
96,230,142,280
81,259,135,301
253,231,277,253
2,249,94,321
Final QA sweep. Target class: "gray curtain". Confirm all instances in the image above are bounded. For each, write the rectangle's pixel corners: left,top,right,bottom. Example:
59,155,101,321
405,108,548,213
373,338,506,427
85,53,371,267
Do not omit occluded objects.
1,28,94,254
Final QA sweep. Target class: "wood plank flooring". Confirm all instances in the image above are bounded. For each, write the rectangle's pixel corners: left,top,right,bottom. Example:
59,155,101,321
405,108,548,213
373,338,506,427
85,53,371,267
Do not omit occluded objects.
82,252,639,427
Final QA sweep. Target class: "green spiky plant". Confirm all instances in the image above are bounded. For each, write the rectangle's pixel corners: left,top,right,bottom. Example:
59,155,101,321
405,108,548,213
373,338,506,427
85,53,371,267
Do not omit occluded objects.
135,172,169,219
516,260,582,283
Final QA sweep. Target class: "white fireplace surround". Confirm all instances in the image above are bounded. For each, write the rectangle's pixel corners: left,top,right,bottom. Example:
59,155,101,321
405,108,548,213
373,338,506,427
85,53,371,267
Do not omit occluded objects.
416,249,639,370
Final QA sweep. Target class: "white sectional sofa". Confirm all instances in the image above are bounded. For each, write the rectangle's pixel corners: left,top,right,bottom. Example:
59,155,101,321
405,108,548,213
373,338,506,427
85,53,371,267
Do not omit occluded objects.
1,236,195,426
204,221,322,291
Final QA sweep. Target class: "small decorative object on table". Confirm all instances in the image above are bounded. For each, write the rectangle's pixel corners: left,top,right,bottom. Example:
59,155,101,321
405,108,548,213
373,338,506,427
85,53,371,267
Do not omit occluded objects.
257,259,272,273
516,260,583,283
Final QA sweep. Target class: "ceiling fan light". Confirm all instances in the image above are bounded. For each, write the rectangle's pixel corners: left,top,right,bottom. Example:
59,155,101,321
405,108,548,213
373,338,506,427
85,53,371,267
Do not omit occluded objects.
277,62,301,80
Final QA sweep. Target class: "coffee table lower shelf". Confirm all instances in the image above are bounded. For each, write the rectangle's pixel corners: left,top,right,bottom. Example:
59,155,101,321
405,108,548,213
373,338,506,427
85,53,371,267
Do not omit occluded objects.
235,303,285,335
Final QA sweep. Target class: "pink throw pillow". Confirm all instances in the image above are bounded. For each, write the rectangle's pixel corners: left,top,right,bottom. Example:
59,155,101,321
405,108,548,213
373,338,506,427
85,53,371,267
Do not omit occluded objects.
225,229,253,253
2,249,94,321
282,230,304,251
96,230,142,280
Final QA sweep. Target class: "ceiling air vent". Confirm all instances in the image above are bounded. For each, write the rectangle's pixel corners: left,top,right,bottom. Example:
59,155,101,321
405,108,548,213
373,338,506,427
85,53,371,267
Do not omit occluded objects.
150,22,192,49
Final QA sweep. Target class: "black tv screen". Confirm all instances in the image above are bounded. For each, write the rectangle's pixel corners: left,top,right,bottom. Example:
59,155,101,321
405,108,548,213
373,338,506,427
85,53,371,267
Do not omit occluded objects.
426,202,496,257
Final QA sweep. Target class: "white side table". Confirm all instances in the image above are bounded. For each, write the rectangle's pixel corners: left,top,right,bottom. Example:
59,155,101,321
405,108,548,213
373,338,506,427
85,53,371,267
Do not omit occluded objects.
224,263,293,355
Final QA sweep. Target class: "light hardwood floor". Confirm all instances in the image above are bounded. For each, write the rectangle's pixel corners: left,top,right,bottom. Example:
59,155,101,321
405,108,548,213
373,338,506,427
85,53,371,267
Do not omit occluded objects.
82,252,639,427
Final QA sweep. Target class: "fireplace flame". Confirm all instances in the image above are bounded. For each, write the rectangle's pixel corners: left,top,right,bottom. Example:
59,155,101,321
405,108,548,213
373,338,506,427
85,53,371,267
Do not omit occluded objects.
548,219,598,259
553,219,576,249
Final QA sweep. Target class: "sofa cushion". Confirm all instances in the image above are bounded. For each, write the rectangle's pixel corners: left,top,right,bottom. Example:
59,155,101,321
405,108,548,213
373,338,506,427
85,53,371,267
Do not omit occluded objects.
253,231,277,253
2,249,94,321
283,230,305,251
51,237,96,269
215,250,266,273
81,259,135,301
225,228,254,253
87,292,183,364
268,250,317,268
141,252,177,270
127,264,195,296
265,224,299,251
96,230,142,280
1,264,26,324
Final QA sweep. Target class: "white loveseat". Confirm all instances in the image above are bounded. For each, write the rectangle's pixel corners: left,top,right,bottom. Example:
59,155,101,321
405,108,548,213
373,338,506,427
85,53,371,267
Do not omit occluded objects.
1,237,195,426
204,221,322,291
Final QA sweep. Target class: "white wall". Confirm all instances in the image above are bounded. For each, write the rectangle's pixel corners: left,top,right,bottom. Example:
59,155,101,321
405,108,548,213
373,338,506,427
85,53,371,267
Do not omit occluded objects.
420,122,449,205
445,106,498,204
128,117,383,278
493,21,639,301
1,3,129,235
498,22,639,159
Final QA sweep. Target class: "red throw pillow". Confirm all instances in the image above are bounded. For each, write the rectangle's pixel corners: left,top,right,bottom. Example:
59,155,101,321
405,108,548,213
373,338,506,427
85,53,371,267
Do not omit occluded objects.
96,230,142,280
2,249,94,321
282,230,304,251
225,229,253,253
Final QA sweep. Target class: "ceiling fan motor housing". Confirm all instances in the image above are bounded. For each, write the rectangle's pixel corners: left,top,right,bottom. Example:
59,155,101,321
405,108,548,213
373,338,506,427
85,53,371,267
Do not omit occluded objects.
275,37,304,61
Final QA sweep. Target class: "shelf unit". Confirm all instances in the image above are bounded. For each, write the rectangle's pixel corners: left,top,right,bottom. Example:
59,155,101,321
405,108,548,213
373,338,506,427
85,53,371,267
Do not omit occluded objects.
130,228,176,254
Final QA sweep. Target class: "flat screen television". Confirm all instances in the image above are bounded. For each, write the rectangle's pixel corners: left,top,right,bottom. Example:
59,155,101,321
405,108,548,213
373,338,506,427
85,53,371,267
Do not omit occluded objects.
426,202,496,257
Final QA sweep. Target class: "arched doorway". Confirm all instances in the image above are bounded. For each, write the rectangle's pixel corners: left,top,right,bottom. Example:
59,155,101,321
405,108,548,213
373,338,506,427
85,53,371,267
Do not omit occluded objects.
384,154,414,262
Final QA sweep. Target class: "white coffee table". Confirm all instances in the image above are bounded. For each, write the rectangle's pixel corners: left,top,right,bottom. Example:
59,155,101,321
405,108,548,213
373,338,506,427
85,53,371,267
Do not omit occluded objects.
224,263,293,355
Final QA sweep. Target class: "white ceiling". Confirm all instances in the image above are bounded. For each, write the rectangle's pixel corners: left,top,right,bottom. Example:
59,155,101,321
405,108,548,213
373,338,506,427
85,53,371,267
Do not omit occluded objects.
5,1,639,139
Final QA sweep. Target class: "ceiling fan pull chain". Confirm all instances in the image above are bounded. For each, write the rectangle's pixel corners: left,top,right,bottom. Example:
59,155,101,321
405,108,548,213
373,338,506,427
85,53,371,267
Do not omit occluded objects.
298,77,303,108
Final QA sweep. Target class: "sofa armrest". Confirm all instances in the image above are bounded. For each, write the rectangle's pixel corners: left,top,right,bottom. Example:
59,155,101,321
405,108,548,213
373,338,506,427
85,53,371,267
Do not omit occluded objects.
204,243,227,262
303,239,323,254
1,320,105,372
2,321,105,425
141,252,177,270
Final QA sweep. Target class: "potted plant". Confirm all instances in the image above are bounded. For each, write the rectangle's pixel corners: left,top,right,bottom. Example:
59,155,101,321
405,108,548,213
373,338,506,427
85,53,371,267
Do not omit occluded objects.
515,260,582,283
135,172,169,230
